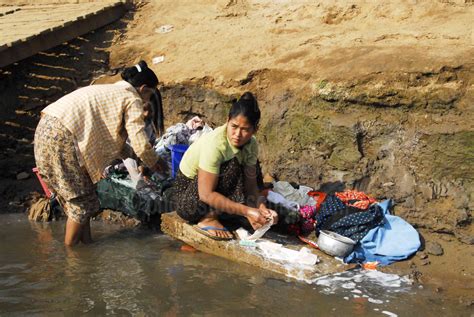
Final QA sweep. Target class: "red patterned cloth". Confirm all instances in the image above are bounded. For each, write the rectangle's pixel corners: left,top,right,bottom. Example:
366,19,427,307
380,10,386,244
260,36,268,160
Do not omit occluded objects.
335,190,377,210
300,205,316,234
287,205,317,236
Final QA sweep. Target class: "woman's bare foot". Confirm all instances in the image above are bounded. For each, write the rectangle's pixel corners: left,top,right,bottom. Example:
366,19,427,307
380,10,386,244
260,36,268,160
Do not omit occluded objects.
197,212,233,239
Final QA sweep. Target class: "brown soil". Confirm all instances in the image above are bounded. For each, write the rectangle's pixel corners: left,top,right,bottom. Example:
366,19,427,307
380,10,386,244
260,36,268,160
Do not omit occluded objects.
0,0,472,306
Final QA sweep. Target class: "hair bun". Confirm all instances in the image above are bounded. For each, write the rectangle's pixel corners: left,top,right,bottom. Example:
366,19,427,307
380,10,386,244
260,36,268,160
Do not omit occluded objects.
240,91,255,102
228,91,260,130
137,60,148,70
120,60,159,88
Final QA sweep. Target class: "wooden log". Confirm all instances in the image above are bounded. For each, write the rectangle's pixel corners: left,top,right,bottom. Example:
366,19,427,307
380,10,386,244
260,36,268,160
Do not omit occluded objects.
161,212,354,282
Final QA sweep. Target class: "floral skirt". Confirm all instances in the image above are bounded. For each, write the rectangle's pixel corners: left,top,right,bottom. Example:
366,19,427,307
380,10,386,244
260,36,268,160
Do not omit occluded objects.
174,158,245,223
34,114,99,224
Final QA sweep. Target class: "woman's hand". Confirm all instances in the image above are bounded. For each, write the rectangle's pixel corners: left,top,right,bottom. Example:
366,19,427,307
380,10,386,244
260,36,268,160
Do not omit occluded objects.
258,204,279,225
246,208,270,230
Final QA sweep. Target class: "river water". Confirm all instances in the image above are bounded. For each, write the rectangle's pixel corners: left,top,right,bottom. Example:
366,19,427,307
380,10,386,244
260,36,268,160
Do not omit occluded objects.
0,214,469,316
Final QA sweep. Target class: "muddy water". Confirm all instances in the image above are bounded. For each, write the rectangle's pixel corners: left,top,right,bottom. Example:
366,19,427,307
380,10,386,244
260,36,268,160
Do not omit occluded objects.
0,214,469,316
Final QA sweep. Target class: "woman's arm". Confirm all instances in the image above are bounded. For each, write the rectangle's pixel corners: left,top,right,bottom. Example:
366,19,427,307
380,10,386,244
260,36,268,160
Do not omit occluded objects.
243,165,265,208
244,165,278,224
197,168,269,229
124,100,158,168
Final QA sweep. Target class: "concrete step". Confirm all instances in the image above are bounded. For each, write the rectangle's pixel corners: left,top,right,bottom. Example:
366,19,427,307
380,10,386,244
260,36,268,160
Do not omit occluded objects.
0,1,126,68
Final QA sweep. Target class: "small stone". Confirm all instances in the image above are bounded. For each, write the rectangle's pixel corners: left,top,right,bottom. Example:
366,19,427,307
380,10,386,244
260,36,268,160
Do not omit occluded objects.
458,296,474,307
420,258,431,266
8,201,22,207
382,182,395,187
419,184,433,200
439,234,453,242
403,196,415,209
418,252,428,259
455,209,469,224
425,241,444,256
454,232,474,245
16,172,30,180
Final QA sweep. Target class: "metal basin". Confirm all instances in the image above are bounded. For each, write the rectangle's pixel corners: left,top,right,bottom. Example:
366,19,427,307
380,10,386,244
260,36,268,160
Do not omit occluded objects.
317,230,356,257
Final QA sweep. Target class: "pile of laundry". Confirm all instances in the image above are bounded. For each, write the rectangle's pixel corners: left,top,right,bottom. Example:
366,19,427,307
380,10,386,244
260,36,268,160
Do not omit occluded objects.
264,181,421,266
97,116,212,220
97,158,174,221
153,116,212,177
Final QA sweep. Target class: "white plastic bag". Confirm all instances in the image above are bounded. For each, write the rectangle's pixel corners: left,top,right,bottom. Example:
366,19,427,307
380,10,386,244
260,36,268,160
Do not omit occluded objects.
122,158,145,189
189,124,213,144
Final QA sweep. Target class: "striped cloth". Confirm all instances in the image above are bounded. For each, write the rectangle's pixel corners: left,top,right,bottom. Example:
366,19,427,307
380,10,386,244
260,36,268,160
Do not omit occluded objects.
42,81,157,183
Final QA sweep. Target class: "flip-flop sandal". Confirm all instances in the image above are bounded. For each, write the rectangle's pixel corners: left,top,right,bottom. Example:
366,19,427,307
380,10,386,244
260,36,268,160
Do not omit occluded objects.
192,225,234,241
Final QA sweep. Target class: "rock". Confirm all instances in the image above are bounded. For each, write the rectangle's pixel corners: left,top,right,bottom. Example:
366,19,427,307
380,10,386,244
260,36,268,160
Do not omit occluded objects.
417,252,428,259
454,231,474,245
403,196,415,209
96,209,141,227
397,172,415,198
439,234,453,242
425,241,444,256
419,183,433,201
455,209,470,225
16,172,30,180
454,196,469,210
459,297,474,307
420,258,431,266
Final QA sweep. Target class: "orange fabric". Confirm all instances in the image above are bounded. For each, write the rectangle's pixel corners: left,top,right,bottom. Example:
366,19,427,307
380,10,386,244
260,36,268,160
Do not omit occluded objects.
335,190,376,210
362,261,379,270
307,191,327,211
298,235,319,250
180,245,197,252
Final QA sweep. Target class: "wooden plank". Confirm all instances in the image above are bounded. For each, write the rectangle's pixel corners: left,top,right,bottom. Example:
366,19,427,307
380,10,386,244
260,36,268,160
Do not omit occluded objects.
161,212,352,282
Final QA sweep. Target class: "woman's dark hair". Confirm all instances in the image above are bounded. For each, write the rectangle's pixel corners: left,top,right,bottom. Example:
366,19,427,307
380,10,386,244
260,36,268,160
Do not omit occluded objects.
149,89,164,137
121,60,159,88
122,60,164,136
228,92,260,130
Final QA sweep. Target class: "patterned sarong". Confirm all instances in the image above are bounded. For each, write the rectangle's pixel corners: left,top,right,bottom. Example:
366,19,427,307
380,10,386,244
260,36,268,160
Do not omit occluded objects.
34,114,99,224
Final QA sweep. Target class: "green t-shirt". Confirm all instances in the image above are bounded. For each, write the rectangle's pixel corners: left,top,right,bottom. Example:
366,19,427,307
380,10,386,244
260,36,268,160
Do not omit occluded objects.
179,124,258,178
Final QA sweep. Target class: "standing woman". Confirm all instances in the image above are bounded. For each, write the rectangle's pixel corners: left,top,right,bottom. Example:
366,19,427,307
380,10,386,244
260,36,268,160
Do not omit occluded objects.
175,92,278,240
34,61,165,246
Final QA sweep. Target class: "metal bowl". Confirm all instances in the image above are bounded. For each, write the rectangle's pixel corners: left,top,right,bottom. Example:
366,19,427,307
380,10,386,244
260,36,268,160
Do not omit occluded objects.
317,230,356,257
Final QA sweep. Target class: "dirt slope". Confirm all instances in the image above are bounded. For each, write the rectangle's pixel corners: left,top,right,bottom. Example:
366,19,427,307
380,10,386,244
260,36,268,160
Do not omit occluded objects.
111,0,473,84
103,0,473,240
